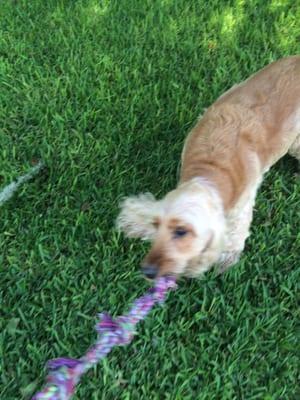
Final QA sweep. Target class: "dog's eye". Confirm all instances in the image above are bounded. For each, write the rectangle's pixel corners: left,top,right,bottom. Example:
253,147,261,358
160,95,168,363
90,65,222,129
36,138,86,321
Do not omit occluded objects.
173,227,188,238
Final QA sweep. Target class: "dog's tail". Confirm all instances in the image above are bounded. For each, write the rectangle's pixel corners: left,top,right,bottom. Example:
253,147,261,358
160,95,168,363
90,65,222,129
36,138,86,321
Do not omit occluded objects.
0,161,44,207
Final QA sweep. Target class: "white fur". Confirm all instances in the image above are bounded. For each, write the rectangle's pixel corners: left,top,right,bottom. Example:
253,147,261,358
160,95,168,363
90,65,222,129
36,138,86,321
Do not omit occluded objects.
289,134,300,161
116,193,161,240
117,178,227,276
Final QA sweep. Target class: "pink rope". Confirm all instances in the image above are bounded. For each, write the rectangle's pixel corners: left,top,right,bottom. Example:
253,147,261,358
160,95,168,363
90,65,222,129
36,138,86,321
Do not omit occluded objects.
33,276,177,399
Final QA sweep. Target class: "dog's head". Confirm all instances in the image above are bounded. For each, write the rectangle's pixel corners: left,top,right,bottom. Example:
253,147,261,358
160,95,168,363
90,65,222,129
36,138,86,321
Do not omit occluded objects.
117,178,225,278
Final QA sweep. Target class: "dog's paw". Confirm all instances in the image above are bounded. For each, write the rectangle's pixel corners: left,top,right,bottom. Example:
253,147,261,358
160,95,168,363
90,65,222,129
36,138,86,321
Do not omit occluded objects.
217,251,241,274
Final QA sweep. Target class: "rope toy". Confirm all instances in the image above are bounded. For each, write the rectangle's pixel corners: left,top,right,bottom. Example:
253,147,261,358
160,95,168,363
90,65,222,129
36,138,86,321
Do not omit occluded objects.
33,275,177,400
0,162,44,207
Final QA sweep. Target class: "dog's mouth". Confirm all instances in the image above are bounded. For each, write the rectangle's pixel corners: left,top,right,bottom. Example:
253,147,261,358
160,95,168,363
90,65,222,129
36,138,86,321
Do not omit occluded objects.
143,272,177,283
141,260,184,280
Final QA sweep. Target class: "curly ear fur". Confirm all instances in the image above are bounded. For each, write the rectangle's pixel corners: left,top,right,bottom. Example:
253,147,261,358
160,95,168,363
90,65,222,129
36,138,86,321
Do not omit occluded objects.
116,193,160,240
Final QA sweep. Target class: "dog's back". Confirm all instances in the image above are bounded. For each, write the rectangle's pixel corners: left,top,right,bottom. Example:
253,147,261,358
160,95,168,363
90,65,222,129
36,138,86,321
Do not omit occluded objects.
181,56,300,210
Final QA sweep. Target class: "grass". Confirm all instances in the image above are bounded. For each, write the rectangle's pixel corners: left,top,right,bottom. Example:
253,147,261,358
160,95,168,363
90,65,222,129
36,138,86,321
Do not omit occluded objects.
0,0,299,399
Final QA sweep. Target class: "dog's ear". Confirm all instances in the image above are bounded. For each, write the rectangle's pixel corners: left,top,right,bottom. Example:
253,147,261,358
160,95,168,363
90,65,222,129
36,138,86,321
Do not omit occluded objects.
116,193,159,240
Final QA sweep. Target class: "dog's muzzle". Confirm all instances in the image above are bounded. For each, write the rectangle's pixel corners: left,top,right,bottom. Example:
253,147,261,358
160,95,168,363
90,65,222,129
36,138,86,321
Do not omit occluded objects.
141,264,158,279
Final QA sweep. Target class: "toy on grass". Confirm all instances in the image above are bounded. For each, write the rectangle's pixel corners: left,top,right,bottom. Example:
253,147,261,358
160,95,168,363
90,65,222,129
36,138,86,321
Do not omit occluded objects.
33,275,177,400
0,162,44,207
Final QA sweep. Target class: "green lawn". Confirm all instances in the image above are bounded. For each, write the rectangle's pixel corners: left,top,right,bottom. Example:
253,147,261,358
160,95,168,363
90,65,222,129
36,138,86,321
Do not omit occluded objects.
0,1,299,399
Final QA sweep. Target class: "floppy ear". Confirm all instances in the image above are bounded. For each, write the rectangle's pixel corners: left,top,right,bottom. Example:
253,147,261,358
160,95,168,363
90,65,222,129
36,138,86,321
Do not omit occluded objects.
116,193,159,240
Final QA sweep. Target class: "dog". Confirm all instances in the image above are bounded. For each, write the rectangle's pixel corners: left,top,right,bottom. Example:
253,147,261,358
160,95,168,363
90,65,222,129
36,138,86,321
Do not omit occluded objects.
117,56,300,279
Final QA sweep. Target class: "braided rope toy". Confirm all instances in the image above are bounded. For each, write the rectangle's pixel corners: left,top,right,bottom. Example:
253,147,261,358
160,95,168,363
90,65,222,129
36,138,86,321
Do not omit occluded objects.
33,275,177,399
0,162,44,207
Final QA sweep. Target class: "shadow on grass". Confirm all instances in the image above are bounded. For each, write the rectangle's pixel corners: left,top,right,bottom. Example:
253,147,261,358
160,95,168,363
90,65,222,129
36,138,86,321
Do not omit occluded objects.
68,0,299,195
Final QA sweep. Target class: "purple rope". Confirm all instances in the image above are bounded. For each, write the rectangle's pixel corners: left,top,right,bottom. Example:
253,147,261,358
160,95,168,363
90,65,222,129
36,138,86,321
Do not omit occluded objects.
32,276,177,400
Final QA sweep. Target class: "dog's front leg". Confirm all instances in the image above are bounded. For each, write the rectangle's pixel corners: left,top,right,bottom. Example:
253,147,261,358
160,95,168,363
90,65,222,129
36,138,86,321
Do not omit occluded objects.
218,197,255,273
186,237,223,277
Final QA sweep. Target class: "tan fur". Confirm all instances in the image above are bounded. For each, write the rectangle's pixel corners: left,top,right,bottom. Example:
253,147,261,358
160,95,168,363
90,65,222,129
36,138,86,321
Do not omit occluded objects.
181,56,300,210
117,56,300,277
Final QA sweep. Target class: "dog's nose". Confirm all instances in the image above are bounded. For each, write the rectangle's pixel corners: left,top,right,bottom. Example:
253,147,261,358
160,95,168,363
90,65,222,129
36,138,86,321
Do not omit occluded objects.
142,264,158,279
